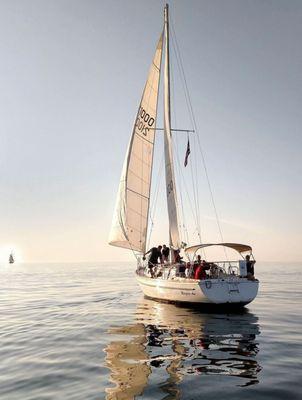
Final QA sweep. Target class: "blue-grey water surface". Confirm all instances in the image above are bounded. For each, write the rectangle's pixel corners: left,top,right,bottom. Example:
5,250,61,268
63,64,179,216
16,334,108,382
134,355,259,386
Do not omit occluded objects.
0,262,301,399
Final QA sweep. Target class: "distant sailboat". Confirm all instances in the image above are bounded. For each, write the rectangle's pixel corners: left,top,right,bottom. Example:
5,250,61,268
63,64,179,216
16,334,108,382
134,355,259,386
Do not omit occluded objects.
109,4,259,307
9,253,14,264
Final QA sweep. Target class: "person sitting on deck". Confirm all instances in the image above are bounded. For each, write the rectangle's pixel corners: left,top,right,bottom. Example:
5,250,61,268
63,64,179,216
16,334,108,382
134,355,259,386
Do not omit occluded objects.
162,245,170,263
143,245,163,278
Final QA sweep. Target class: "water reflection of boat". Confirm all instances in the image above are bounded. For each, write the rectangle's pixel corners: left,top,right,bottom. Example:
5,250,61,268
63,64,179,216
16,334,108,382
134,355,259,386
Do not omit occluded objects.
104,299,261,399
104,323,151,400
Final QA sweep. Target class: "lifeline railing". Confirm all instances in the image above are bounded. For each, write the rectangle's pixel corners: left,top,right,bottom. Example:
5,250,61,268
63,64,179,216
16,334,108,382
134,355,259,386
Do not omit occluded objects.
136,260,246,279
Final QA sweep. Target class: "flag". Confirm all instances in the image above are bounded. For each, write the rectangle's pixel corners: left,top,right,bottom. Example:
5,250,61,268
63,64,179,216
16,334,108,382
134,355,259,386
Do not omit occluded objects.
184,138,191,167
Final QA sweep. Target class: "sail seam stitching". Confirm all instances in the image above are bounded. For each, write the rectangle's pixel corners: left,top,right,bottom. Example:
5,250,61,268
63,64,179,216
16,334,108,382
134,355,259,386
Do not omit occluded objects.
127,187,149,200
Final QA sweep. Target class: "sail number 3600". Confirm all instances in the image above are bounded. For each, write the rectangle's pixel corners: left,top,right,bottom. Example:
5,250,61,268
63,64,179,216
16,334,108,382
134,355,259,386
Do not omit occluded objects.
135,106,155,136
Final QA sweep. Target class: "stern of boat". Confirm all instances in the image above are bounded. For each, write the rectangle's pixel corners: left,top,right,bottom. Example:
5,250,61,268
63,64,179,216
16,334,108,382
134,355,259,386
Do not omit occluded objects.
199,278,259,305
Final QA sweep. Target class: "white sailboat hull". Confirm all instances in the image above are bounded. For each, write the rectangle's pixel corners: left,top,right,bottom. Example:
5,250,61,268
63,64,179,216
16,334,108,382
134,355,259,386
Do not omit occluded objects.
136,273,259,306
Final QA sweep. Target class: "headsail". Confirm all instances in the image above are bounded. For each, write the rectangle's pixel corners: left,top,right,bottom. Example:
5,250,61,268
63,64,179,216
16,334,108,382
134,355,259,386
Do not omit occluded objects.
163,4,181,249
109,32,164,253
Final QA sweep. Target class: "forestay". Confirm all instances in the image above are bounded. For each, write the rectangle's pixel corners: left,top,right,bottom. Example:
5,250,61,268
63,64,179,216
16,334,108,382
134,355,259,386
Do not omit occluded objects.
109,32,164,253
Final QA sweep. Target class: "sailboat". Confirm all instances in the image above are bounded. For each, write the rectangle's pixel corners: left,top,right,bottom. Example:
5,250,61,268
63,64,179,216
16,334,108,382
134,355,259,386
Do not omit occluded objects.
109,4,259,307
9,253,14,264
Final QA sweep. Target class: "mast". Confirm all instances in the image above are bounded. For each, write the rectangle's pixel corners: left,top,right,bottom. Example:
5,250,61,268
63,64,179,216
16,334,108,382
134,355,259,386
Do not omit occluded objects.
164,4,181,252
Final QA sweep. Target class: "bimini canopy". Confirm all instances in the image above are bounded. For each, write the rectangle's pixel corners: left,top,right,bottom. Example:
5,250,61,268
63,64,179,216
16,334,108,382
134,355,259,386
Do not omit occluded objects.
185,243,252,254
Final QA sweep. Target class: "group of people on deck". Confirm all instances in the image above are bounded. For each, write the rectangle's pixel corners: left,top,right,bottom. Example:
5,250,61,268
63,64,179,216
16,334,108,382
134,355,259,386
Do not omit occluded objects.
143,245,171,277
143,245,210,279
192,255,210,279
143,245,256,280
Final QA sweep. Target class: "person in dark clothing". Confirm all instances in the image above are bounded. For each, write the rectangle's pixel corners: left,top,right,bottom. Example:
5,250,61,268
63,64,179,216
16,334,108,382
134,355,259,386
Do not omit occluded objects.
174,249,182,263
246,255,255,279
162,245,170,263
143,245,162,277
178,264,186,277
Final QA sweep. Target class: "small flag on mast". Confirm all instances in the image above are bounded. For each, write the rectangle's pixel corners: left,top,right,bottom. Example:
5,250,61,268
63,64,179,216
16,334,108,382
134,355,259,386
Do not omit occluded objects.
184,138,191,167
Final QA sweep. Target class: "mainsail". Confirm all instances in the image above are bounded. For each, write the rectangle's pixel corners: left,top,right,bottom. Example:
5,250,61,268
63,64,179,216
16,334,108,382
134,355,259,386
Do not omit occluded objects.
109,33,163,253
163,4,181,249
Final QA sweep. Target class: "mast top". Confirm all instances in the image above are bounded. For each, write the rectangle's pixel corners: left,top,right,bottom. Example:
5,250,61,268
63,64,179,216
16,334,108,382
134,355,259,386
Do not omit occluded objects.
164,3,169,22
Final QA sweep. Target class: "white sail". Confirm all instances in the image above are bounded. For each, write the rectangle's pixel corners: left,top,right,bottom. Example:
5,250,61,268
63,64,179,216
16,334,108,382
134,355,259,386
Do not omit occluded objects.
9,253,14,264
163,5,181,249
109,33,164,253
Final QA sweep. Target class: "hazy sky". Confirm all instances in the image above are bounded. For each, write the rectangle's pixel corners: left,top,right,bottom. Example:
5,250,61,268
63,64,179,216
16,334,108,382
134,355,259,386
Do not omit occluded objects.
0,0,301,262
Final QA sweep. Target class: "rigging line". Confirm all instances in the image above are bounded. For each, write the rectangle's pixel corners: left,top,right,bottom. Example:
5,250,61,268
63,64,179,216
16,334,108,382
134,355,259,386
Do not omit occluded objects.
147,151,165,249
171,40,200,242
170,28,201,240
174,143,188,244
171,51,196,242
148,165,162,227
193,133,202,240
149,128,195,132
188,131,201,241
170,31,197,246
171,21,226,255
173,136,202,243
118,206,141,262
170,27,195,132
171,22,220,225
177,154,200,245
173,134,188,244
149,152,163,218
148,169,163,246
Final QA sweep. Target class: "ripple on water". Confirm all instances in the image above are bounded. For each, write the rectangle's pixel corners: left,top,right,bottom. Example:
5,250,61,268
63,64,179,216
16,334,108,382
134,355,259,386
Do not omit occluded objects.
0,262,302,399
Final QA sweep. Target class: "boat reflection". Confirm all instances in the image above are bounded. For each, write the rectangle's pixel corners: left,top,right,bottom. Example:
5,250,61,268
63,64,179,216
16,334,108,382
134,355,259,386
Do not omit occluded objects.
104,299,261,399
104,323,151,400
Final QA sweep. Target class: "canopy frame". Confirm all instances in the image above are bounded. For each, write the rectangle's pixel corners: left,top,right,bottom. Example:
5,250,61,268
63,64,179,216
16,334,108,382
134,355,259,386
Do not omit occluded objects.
185,243,253,260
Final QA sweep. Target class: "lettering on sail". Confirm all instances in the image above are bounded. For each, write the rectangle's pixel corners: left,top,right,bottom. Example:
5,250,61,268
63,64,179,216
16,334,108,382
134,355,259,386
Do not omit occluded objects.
135,106,155,137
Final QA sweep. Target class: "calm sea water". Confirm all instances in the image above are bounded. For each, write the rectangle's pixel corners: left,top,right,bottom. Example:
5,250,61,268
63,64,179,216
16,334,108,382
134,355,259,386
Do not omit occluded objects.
0,262,301,400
